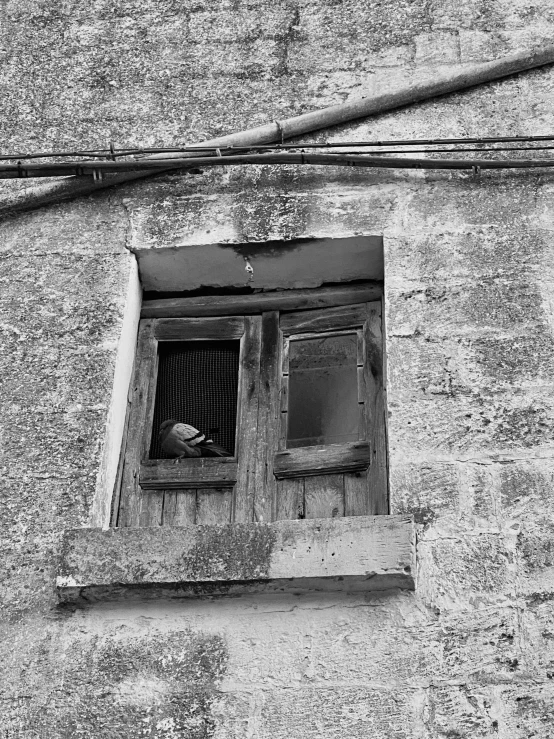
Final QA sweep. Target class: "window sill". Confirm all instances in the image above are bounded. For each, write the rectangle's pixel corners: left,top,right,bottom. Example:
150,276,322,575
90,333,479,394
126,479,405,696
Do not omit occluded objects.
57,515,415,603
273,441,370,479
140,457,237,490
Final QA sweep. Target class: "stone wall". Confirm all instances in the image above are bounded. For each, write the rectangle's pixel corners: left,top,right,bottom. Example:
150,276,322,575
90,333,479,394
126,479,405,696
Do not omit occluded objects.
2,1,554,737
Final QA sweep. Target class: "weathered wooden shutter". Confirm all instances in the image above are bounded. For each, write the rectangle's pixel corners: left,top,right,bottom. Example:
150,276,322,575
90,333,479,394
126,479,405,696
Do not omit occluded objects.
113,293,387,528
115,315,262,527
274,301,388,519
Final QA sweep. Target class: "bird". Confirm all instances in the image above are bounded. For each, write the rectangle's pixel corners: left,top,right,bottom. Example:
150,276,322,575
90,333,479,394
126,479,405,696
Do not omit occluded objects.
158,419,232,461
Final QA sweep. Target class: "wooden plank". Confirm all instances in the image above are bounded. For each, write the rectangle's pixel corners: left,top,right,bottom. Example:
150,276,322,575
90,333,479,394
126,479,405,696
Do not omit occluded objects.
368,388,388,515
163,491,197,526
281,335,290,375
139,491,164,527
274,441,370,479
278,392,288,451
365,302,389,514
357,324,368,443
117,320,158,528
276,479,304,520
253,311,281,522
304,474,345,519
278,338,289,451
344,471,368,516
140,458,237,490
154,316,245,341
141,283,383,318
110,371,133,527
357,369,367,441
280,303,367,335
58,515,416,602
233,316,262,522
196,489,233,524
365,301,384,383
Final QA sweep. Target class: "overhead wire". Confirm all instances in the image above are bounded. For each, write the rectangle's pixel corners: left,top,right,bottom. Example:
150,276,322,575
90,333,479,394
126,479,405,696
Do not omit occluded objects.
2,135,554,179
255,145,554,154
3,134,554,162
2,151,554,180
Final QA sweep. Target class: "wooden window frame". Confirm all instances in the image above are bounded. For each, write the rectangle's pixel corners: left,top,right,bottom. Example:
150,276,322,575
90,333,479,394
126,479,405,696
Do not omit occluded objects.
114,315,262,527
113,284,387,528
275,303,375,479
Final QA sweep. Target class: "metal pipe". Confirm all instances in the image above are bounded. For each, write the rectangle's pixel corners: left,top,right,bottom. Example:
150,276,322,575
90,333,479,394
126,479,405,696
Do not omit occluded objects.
3,44,554,218
226,135,554,148
145,45,554,161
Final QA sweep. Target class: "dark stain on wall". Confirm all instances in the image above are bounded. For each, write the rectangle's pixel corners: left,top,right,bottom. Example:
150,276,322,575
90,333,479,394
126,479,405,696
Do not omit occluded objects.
513,692,554,735
410,506,437,526
232,168,314,242
519,524,554,572
492,404,551,448
471,335,554,385
463,280,547,332
500,464,553,510
8,630,229,739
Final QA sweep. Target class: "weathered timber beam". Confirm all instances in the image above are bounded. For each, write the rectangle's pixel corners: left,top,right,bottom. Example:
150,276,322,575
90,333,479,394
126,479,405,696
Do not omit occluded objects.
140,458,238,490
141,283,382,318
57,514,416,603
3,44,554,219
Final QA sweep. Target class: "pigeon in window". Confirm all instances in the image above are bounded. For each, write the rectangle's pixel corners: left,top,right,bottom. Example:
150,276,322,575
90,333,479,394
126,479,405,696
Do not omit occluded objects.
159,419,232,460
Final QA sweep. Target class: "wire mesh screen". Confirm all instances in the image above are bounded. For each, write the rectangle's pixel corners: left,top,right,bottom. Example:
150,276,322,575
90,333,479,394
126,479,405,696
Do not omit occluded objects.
149,341,240,459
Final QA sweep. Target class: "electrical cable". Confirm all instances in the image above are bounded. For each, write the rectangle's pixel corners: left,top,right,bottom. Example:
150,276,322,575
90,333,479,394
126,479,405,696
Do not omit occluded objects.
3,134,554,162
3,151,554,180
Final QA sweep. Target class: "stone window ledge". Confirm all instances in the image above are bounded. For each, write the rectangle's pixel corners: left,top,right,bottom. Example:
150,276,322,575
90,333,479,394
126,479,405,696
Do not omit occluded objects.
57,515,415,603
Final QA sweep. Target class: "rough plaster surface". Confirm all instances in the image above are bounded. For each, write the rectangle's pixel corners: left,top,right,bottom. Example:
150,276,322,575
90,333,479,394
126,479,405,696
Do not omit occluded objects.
2,1,554,737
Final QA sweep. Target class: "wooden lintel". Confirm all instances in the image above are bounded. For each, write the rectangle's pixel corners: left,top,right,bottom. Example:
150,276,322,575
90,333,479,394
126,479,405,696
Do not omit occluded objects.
153,316,245,341
141,284,382,318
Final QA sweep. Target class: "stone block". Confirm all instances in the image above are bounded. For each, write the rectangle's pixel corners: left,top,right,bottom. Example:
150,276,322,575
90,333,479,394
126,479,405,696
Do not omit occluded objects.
426,684,499,737
184,40,282,78
388,365,554,456
518,518,554,596
416,520,518,611
295,0,431,51
499,684,554,739
500,460,554,517
459,30,508,62
188,7,295,44
390,460,460,523
215,685,419,739
387,277,551,340
414,31,460,65
436,607,522,678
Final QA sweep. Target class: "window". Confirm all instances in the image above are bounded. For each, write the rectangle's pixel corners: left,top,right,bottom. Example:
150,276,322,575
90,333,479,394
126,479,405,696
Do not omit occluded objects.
150,340,240,460
59,242,414,602
112,284,387,528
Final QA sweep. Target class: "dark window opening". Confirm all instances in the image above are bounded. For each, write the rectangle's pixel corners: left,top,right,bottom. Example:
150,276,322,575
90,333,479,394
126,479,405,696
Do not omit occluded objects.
149,340,240,459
